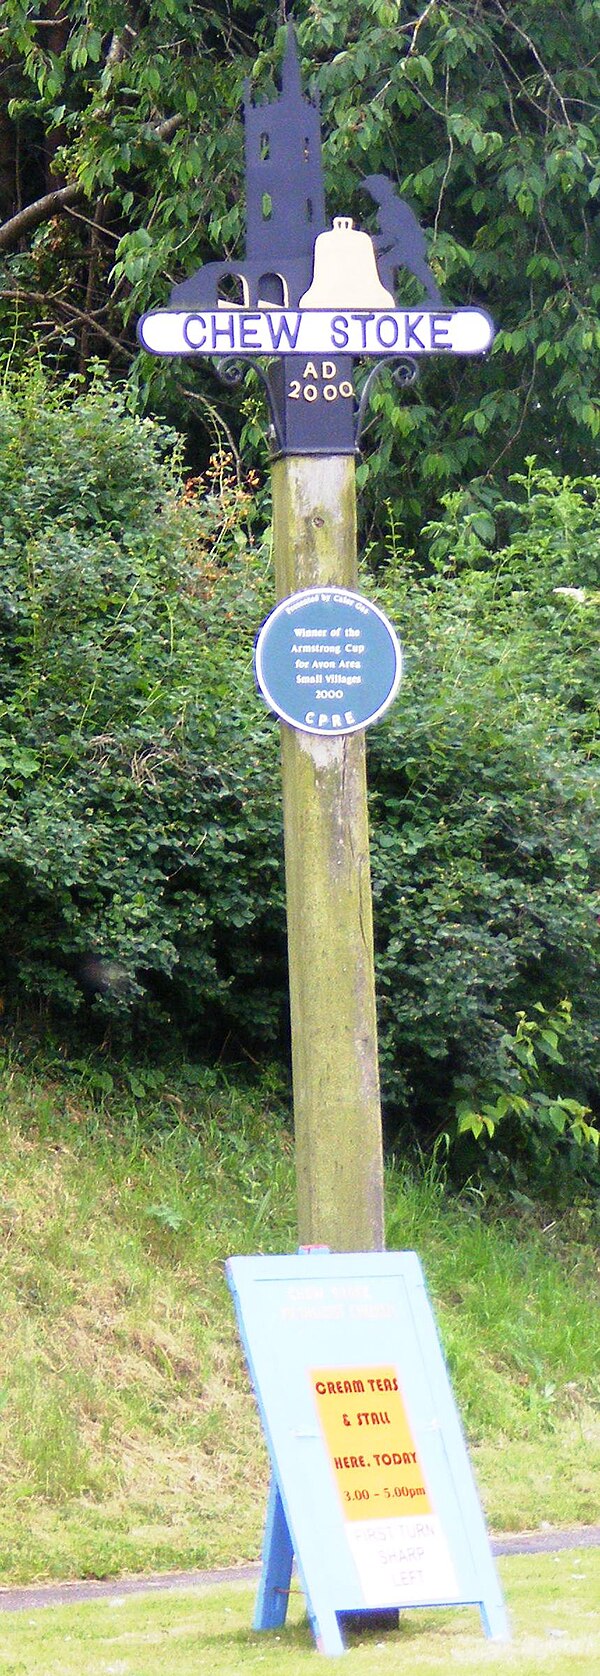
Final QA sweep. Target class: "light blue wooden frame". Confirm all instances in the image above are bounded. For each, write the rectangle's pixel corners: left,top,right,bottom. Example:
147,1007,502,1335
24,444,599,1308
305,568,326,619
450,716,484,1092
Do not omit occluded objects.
226,1251,510,1656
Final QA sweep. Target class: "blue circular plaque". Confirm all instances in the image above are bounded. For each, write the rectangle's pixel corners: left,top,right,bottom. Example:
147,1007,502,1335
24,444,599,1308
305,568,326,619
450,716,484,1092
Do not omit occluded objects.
254,587,402,735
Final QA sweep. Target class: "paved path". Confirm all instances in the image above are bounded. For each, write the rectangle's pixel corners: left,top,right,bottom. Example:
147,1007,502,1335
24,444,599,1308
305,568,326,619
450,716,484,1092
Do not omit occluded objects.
1,1528,599,1614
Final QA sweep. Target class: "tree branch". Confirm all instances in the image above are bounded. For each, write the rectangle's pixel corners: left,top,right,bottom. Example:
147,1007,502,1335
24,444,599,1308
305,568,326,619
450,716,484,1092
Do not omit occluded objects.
177,381,242,478
80,198,105,371
152,113,184,143
105,26,137,70
0,114,184,253
406,0,439,55
492,1,575,132
434,64,454,242
1,285,133,359
0,183,84,251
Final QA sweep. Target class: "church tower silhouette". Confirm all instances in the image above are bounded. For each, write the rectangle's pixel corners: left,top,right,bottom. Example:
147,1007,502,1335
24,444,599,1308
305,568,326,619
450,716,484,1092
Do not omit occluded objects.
169,26,326,311
244,26,326,300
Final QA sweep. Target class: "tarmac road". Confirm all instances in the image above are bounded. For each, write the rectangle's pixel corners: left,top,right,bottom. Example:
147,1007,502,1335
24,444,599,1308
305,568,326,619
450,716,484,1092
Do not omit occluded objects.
0,1526,599,1613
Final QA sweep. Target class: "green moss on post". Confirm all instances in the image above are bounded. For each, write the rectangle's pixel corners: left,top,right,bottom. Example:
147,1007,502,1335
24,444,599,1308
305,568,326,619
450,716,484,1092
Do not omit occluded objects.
273,456,384,1252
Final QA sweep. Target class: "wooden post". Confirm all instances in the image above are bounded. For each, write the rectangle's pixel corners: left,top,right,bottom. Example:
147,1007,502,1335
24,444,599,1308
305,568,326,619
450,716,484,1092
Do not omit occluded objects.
272,454,384,1252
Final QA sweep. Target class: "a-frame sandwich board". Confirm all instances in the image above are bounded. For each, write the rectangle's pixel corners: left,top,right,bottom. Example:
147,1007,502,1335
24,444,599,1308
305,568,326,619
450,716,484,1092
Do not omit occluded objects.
226,1250,509,1656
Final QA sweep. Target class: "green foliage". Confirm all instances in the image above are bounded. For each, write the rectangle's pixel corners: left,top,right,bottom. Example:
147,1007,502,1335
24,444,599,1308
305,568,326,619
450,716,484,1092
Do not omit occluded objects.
0,370,282,1043
0,378,598,1194
299,0,600,539
451,1000,599,1190
368,463,600,1182
0,1050,295,1579
0,4,599,540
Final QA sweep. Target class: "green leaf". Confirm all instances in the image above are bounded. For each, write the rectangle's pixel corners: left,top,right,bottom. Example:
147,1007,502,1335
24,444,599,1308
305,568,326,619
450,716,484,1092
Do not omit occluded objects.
146,1203,188,1233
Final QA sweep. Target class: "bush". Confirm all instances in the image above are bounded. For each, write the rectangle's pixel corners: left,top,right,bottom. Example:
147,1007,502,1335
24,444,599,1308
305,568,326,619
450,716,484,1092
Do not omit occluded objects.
0,371,283,1046
0,378,597,1191
368,463,600,1182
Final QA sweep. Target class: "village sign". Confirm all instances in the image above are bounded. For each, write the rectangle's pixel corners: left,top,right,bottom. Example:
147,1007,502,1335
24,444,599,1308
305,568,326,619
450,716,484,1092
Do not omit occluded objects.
138,25,495,458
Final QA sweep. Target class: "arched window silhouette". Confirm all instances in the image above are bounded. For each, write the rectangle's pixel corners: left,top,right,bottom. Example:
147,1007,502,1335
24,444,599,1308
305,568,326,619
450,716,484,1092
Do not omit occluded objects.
258,272,288,307
260,132,270,161
217,272,248,307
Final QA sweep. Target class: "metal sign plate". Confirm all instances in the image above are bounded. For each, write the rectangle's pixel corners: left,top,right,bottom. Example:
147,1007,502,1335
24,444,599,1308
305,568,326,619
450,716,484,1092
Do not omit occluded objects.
254,587,402,735
137,306,494,359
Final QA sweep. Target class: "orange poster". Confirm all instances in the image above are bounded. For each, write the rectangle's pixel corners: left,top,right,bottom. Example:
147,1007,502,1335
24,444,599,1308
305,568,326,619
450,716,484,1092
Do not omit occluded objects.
311,1364,432,1521
310,1363,459,1606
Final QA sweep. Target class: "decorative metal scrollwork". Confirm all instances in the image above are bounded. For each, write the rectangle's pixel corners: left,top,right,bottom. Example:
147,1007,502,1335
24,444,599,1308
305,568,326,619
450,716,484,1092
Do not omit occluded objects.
215,356,286,455
215,351,419,460
354,356,419,451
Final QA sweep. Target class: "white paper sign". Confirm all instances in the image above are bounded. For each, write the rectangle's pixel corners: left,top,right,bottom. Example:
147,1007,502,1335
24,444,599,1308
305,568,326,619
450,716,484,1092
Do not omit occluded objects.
346,1514,459,1607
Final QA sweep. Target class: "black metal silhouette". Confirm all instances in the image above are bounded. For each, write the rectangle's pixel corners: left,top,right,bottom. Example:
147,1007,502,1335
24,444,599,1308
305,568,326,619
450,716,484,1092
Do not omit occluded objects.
161,30,438,454
170,26,326,312
215,353,420,459
362,174,442,306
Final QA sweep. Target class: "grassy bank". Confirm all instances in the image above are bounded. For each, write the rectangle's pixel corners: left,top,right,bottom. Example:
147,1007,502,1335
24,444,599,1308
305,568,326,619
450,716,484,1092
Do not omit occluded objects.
0,1048,598,1584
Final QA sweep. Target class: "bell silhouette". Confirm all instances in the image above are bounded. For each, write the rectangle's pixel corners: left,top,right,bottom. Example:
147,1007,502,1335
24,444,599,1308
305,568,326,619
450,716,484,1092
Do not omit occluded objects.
299,217,396,309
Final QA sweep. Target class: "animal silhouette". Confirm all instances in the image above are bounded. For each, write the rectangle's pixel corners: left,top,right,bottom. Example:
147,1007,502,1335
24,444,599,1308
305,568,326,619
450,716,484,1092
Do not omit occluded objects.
362,174,442,306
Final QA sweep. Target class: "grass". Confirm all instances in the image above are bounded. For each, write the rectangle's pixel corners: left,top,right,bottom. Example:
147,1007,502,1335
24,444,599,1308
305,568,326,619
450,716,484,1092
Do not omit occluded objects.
0,1553,599,1673
0,1041,598,1585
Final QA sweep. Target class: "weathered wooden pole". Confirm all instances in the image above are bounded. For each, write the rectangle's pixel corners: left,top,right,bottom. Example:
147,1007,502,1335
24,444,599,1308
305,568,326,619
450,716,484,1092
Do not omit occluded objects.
272,455,384,1251
137,24,495,1261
